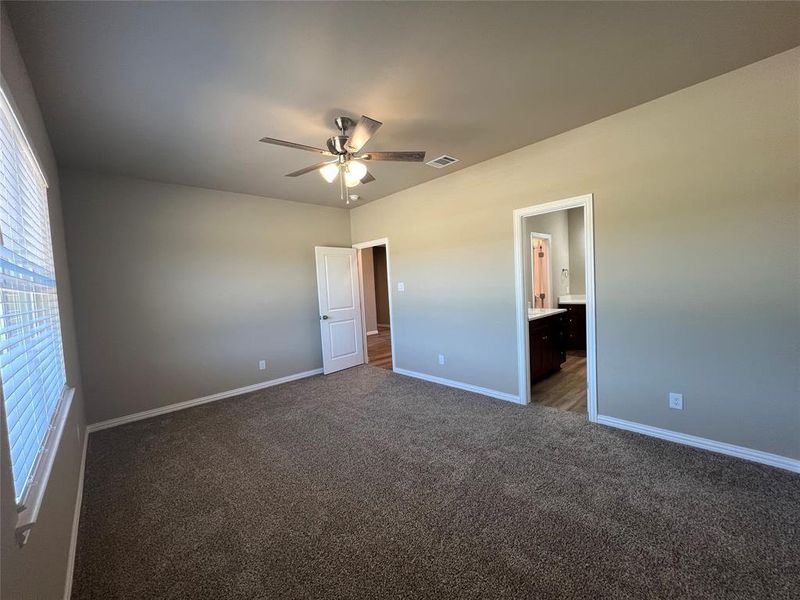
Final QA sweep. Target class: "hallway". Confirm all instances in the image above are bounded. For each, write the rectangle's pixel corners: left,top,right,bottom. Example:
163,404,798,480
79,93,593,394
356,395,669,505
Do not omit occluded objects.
367,326,392,370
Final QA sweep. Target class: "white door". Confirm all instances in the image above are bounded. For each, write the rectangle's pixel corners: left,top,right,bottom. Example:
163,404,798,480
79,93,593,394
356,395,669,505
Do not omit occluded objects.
315,247,365,374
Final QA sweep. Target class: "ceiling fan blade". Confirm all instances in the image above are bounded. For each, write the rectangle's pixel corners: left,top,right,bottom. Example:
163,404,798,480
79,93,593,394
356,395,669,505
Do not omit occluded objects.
260,137,331,154
285,160,337,177
360,151,426,162
344,116,382,153
361,171,376,184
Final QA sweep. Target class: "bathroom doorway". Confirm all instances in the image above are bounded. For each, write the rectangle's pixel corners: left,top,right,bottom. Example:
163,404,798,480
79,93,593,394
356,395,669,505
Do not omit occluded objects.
513,195,597,420
530,233,552,309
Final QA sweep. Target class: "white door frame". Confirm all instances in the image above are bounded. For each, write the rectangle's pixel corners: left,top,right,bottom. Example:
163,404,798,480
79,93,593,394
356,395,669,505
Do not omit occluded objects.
529,232,553,309
513,194,598,421
352,237,396,370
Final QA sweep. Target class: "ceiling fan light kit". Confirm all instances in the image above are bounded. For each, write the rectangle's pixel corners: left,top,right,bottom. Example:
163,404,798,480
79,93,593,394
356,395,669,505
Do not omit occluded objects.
260,115,427,204
319,162,339,183
343,161,367,187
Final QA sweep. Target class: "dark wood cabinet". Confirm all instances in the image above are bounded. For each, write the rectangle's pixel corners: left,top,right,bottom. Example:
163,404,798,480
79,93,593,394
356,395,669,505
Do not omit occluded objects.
559,303,586,351
529,313,566,383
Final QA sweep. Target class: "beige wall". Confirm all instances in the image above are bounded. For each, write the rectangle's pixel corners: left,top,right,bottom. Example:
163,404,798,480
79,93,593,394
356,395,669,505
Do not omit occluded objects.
350,48,800,460
524,211,569,308
1,7,88,599
61,171,351,424
361,247,378,332
373,246,390,326
567,208,586,296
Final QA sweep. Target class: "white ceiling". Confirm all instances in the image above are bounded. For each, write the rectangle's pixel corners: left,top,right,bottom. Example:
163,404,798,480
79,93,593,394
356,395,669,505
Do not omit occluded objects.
6,1,800,207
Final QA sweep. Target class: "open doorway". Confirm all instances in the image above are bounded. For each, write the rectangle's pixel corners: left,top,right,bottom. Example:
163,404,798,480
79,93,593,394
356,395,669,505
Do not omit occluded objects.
530,233,552,308
513,195,597,420
354,238,394,370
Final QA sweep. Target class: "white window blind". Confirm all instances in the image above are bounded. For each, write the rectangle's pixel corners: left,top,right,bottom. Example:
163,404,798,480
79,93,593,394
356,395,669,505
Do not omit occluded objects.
0,89,66,504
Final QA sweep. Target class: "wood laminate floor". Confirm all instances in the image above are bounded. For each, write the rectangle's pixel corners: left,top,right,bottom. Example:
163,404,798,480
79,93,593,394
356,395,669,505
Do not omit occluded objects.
531,351,587,414
367,326,392,370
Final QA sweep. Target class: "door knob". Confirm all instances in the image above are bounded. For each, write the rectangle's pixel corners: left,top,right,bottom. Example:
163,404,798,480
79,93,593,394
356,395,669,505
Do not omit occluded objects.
320,315,329,320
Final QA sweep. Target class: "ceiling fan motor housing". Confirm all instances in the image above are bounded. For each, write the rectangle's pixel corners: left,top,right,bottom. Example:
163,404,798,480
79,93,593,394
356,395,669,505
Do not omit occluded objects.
326,135,350,155
334,116,354,133
327,116,356,154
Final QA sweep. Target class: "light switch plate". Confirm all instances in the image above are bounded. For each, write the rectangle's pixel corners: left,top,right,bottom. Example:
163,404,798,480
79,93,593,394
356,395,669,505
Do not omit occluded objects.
259,360,267,371
669,392,683,410
438,354,445,365
397,282,405,292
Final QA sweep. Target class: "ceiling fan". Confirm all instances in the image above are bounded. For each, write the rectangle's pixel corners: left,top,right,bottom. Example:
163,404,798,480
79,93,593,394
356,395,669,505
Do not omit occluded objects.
260,115,426,204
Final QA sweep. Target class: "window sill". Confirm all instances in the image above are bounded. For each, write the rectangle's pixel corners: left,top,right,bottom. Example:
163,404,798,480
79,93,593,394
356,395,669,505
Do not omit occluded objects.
14,386,75,547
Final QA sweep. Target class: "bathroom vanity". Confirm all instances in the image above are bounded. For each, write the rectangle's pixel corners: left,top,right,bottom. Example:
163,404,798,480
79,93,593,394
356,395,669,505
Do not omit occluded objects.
558,295,586,351
528,308,567,382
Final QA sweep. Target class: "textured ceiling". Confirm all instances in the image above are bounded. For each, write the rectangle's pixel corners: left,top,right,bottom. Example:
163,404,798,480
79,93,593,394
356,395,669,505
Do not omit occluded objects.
6,1,800,207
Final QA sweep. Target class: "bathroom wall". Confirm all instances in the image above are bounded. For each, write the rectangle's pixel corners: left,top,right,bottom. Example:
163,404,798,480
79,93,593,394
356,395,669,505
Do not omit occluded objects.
568,207,586,295
524,211,570,308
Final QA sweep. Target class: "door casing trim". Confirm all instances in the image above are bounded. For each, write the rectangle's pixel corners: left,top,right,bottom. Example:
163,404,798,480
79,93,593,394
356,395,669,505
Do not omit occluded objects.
513,194,598,420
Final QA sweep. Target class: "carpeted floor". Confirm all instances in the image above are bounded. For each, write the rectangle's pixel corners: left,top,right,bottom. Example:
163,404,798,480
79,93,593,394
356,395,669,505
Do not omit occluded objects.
72,366,799,599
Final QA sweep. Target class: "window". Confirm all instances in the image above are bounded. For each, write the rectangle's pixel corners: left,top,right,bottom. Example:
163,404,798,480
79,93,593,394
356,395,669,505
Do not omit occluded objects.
0,87,67,510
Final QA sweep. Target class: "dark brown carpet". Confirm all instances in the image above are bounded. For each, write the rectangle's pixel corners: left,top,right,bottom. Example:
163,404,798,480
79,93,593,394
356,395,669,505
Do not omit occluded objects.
72,366,799,599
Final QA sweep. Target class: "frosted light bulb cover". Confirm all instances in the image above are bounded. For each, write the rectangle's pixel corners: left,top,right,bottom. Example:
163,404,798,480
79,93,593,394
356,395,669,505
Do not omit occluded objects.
319,163,339,183
344,160,367,187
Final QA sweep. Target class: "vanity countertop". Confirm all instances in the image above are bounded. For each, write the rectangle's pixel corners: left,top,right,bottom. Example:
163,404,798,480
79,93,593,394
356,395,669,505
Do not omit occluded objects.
558,294,586,305
528,308,567,321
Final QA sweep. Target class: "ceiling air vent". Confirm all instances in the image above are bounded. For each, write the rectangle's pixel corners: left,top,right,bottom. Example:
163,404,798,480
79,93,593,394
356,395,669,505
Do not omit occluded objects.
426,155,460,169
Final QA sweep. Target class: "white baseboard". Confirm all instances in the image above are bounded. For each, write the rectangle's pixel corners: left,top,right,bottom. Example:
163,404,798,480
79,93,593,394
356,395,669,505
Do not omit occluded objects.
366,330,379,336
87,368,324,433
596,415,800,474
63,429,88,600
393,368,522,404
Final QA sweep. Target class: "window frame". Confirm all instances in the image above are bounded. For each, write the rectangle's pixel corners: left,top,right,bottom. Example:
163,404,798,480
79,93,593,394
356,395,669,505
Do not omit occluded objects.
0,84,75,547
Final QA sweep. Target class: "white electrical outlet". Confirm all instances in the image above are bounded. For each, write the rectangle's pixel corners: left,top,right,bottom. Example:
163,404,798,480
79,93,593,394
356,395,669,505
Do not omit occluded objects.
669,392,683,410
259,360,267,371
438,354,445,365
397,282,405,292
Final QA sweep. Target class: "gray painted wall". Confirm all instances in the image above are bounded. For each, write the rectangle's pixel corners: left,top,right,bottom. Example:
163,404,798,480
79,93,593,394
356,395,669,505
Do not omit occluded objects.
568,207,586,295
60,171,351,424
351,49,800,460
524,211,569,308
0,7,87,599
